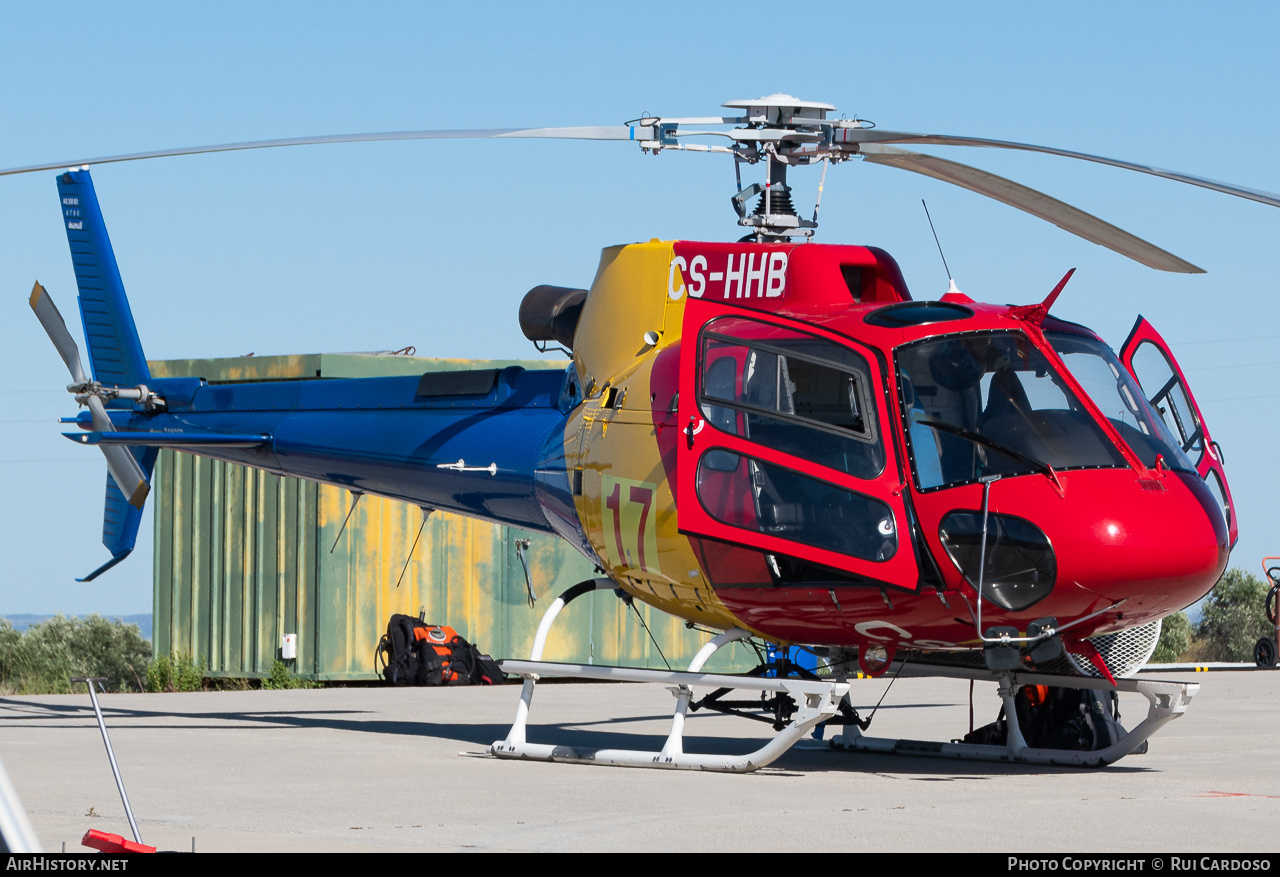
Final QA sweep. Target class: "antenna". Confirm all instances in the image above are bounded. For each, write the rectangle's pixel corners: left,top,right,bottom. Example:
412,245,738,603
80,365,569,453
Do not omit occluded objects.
922,200,960,295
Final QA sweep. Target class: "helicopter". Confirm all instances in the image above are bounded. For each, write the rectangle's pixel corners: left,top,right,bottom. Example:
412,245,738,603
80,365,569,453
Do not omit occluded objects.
12,95,1266,772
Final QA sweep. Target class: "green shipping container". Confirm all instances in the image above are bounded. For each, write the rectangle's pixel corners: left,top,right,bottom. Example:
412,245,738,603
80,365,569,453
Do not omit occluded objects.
149,353,754,680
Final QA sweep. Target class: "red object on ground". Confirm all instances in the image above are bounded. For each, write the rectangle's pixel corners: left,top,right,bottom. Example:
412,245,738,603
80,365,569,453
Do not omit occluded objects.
81,828,156,854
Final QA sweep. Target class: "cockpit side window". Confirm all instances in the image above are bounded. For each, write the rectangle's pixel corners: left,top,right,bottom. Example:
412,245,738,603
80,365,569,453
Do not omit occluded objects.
696,453,897,563
1049,332,1196,473
698,318,885,481
1127,340,1205,464
679,305,920,583
701,355,742,472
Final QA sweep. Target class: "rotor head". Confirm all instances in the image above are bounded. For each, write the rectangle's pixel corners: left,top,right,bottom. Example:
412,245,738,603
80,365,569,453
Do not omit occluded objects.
722,94,836,126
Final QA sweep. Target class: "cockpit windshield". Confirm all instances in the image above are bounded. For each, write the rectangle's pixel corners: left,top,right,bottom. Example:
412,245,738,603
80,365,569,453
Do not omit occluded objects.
897,331,1127,489
1046,332,1196,473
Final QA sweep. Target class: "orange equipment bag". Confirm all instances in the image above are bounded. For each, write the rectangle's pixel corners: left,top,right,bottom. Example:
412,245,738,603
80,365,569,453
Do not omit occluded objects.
414,625,466,684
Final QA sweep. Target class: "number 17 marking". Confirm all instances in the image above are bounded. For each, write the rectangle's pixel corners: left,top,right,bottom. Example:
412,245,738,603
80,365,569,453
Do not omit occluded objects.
604,477,656,572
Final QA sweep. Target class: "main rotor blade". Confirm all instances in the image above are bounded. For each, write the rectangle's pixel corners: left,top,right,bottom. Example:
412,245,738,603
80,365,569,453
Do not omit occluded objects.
28,282,89,384
859,144,1204,273
0,126,655,177
840,128,1280,210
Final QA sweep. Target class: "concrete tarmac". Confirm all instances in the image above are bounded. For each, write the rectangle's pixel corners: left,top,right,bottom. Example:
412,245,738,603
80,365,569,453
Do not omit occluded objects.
0,670,1276,853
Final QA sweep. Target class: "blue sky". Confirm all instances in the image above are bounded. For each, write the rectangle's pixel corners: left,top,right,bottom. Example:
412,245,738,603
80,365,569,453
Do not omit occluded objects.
3,2,1280,616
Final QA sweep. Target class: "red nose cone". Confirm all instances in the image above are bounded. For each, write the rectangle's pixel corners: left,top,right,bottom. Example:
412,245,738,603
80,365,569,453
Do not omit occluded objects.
915,469,1229,633
1057,471,1228,620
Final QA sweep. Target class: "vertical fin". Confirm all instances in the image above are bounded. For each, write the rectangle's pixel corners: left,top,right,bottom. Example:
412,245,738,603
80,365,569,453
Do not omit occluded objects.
52,169,155,581
78,447,158,583
56,169,150,387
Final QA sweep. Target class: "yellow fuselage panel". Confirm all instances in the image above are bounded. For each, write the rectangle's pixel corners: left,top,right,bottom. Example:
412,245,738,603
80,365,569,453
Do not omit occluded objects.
566,241,745,632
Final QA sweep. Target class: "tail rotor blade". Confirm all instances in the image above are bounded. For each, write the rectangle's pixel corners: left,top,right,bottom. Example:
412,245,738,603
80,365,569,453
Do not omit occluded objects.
82,397,148,508
81,397,148,508
30,283,150,508
99,445,150,510
28,282,88,385
83,391,114,433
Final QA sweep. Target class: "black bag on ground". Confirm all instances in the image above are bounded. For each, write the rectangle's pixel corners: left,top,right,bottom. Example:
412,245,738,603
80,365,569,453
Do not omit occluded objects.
445,635,506,686
376,614,444,686
375,615,506,686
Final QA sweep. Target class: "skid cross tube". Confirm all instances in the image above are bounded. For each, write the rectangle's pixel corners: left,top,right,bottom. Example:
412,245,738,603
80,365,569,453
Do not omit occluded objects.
491,583,848,772
493,577,615,752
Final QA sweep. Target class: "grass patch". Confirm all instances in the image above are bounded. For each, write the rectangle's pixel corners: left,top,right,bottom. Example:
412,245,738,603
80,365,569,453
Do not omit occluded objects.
261,660,318,690
145,652,206,692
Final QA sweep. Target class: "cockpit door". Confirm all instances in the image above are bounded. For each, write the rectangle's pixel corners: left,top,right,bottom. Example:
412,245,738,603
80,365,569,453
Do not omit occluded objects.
1120,316,1236,546
676,298,922,588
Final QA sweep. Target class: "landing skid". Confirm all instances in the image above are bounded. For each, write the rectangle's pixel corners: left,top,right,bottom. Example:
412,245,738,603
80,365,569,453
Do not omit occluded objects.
494,657,848,771
490,580,1199,772
490,579,849,772
830,664,1198,768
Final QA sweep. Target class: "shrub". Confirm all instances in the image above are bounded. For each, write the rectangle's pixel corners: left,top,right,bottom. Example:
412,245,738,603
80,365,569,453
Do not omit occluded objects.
261,660,316,690
1195,568,1273,662
1151,611,1191,663
0,615,150,694
144,652,205,692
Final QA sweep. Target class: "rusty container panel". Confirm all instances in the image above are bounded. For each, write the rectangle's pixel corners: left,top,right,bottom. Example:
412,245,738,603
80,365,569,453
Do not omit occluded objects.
153,454,321,677
151,353,754,680
153,457,752,679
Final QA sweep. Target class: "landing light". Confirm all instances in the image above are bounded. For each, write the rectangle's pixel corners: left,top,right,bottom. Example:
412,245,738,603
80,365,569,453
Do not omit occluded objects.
859,644,894,677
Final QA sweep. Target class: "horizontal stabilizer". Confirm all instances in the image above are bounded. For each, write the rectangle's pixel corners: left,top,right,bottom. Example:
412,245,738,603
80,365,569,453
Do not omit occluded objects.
64,431,272,448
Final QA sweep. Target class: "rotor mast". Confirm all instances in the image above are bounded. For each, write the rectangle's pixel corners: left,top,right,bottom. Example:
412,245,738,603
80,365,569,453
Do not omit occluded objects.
634,94,862,241
723,96,836,241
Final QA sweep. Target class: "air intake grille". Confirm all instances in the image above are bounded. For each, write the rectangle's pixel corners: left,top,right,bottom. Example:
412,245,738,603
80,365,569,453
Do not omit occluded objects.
1067,619,1162,679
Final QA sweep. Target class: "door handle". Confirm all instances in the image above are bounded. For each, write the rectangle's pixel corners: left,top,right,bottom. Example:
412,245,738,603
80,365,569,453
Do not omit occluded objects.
685,416,704,450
